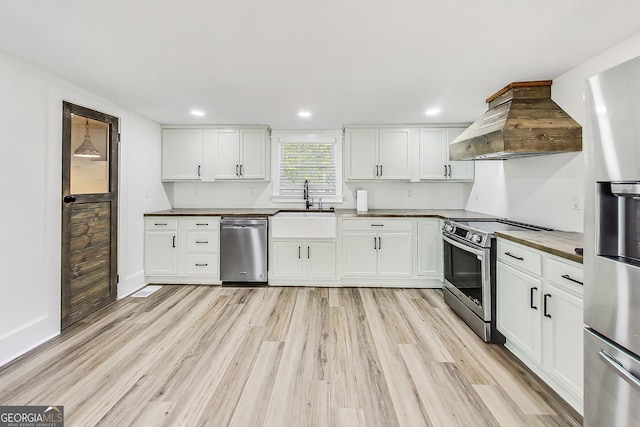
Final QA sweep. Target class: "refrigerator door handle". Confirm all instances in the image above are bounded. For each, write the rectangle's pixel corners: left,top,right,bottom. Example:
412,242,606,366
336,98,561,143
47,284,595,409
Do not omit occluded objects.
599,349,640,392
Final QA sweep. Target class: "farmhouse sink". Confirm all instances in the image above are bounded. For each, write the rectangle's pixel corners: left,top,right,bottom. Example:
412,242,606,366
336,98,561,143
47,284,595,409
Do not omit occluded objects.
271,211,337,238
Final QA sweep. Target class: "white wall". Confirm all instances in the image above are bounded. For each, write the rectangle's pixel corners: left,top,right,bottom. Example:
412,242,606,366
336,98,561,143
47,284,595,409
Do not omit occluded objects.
172,180,473,210
0,49,169,366
465,31,640,232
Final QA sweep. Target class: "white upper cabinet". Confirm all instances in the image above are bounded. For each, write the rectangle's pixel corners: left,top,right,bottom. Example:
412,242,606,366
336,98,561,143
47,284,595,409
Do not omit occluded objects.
345,127,411,181
162,129,203,181
419,127,474,181
447,128,475,180
161,126,270,182
215,127,269,180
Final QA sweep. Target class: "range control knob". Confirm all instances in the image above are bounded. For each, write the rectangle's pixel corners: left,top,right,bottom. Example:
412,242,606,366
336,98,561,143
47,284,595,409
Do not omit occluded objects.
471,234,483,244
444,224,455,233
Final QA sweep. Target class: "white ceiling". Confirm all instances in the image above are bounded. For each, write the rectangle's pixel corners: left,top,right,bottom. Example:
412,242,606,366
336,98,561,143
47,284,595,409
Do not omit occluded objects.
2,1,640,129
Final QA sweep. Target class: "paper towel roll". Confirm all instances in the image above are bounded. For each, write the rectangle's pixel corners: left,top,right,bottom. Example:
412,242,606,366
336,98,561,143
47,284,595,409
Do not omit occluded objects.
356,190,368,212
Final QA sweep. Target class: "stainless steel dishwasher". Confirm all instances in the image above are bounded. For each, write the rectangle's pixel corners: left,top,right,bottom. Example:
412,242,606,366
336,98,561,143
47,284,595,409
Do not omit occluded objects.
220,217,268,284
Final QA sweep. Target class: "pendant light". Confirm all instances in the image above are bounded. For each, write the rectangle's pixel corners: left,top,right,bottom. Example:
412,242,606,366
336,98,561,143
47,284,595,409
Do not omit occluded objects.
74,118,100,158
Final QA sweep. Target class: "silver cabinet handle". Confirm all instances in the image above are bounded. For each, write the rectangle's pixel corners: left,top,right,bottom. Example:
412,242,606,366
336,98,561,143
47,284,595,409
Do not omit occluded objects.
599,350,640,392
561,274,583,285
505,252,524,261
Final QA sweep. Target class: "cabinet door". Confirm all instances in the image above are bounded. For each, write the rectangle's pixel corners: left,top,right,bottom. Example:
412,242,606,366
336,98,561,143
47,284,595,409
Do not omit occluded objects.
215,129,241,179
162,129,202,180
417,219,442,277
271,241,303,278
447,128,475,180
378,232,413,277
345,128,378,180
543,283,584,398
306,242,336,279
497,262,543,363
342,232,378,276
419,128,447,180
378,128,411,180
240,129,267,180
144,232,178,275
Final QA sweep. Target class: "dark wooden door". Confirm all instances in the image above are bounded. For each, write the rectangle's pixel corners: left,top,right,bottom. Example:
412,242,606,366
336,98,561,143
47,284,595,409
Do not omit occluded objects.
61,102,119,329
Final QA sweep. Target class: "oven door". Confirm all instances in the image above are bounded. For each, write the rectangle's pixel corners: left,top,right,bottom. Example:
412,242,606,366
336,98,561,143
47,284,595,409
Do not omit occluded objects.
442,234,491,321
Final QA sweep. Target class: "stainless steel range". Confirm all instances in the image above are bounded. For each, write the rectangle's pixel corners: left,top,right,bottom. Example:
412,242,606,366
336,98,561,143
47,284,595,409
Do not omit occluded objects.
442,219,549,343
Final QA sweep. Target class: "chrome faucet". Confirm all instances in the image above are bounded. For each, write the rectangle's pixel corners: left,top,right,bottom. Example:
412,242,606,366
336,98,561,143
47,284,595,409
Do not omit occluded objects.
303,179,312,210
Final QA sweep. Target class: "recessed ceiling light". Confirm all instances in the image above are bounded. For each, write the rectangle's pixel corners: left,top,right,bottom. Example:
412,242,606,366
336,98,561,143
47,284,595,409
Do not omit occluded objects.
425,108,441,116
298,111,312,118
190,110,205,117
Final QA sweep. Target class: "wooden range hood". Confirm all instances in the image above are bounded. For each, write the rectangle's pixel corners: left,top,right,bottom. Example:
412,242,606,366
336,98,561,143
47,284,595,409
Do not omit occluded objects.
449,81,582,160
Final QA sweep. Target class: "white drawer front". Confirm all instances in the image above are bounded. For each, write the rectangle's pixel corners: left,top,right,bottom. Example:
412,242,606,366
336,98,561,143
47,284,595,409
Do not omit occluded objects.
498,239,542,277
186,254,219,275
547,257,584,291
145,218,177,230
187,231,219,252
342,218,413,232
187,217,220,230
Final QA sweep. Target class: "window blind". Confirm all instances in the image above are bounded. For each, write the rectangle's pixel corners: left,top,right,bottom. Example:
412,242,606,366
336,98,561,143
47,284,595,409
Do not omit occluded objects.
279,142,336,196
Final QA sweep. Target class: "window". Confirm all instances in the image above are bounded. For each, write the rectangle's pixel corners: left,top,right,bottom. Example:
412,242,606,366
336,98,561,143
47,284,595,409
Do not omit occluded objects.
272,131,343,202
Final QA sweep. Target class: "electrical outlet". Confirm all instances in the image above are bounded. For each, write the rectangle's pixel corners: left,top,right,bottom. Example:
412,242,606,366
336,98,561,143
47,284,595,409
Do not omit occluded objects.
572,196,583,210
250,187,255,196
407,188,412,198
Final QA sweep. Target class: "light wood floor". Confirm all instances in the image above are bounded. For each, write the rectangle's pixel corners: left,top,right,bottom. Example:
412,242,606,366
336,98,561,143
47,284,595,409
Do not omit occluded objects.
0,286,582,426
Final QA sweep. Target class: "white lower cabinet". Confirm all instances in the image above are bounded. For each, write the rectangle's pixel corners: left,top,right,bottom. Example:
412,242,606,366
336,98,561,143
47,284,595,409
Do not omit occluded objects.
496,238,583,413
417,219,442,278
270,239,337,285
340,218,435,287
144,216,220,284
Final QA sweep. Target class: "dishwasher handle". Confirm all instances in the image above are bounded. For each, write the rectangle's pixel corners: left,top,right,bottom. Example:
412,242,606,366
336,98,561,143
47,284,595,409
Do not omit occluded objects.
221,217,268,229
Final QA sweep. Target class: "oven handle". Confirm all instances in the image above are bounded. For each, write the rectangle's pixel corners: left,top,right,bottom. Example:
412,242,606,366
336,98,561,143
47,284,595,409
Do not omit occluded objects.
442,235,486,258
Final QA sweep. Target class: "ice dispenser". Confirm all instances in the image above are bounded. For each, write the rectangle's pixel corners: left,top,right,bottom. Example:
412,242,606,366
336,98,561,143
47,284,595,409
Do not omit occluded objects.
597,181,640,266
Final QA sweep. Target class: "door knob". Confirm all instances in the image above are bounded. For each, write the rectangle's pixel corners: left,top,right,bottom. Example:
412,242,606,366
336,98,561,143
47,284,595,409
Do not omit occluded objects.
63,195,76,203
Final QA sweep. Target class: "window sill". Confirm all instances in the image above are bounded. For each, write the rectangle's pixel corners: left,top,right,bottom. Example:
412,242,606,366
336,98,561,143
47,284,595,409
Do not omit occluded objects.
271,195,344,204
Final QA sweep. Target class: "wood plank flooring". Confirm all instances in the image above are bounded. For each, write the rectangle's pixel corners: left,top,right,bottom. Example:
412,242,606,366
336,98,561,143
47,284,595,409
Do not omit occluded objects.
0,286,582,426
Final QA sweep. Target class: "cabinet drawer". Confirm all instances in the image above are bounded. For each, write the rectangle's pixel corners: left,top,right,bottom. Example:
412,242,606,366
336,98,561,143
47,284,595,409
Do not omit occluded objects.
187,217,219,230
186,254,219,275
187,231,219,252
342,218,413,231
547,257,584,291
498,239,542,277
145,218,177,230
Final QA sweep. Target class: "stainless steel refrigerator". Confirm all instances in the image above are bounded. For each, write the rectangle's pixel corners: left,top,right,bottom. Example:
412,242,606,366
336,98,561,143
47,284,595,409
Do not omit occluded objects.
585,55,640,426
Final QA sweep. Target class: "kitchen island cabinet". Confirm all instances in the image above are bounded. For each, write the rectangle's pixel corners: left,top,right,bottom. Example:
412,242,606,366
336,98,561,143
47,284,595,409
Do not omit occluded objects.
496,237,583,413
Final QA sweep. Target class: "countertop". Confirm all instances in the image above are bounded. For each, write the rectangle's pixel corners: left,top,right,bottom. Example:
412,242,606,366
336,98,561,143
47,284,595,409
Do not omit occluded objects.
495,230,584,264
144,208,280,217
145,208,497,220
